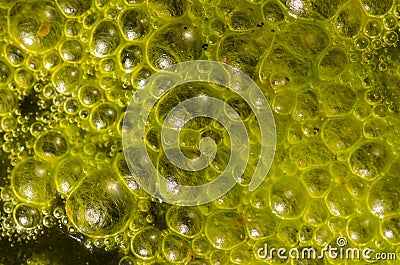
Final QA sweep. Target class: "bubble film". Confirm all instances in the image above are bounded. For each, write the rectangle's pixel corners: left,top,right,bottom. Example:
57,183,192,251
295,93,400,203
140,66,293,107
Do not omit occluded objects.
0,0,400,264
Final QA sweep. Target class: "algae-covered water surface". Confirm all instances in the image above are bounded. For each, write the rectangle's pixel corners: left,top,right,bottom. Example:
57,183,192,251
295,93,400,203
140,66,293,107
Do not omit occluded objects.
0,0,400,264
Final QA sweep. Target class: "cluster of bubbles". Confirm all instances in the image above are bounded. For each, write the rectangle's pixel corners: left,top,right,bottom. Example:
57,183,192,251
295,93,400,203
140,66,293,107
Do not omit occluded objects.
0,0,400,264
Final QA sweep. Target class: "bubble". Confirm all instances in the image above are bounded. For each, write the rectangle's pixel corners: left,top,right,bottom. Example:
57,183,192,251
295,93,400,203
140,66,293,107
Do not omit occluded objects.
334,2,363,38
319,83,357,117
148,0,187,17
130,65,152,89
325,186,355,217
280,21,329,58
52,65,82,95
1,186,14,201
147,23,203,69
66,168,135,237
8,1,64,53
166,206,203,238
162,233,190,263
347,213,377,245
349,141,390,180
384,15,397,30
192,234,212,256
231,244,256,264
243,205,276,239
289,140,332,169
14,68,35,88
54,157,83,196
328,217,346,234
56,0,92,17
43,51,62,70
64,19,81,37
42,215,56,228
365,19,383,38
381,215,400,244
119,8,150,41
13,204,41,229
78,84,103,106
119,256,136,265
304,199,329,226
4,44,26,66
363,118,386,138
4,217,15,229
315,225,332,246
228,8,257,30
0,60,12,84
205,211,245,250
368,162,400,218
301,167,331,198
293,90,319,122
131,227,161,259
11,158,56,205
90,20,121,57
0,89,17,116
34,131,68,162
64,98,80,115
83,12,98,28
3,201,14,213
262,1,285,22
383,31,398,45
269,177,307,219
119,44,143,73
27,55,43,72
322,117,362,153
90,102,119,130
317,47,348,80
99,58,116,73
361,0,393,16
60,39,84,62
299,224,313,243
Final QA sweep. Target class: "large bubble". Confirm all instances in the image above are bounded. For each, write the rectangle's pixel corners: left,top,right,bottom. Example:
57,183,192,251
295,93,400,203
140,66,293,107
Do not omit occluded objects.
66,168,135,237
8,1,64,53
11,158,56,205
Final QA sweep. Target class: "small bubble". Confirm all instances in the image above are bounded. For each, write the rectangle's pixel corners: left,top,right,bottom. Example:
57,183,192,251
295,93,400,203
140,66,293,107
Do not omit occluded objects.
14,68,35,89
68,225,75,234
384,15,397,30
5,44,25,66
78,84,102,106
64,98,80,115
53,207,64,219
60,40,84,62
94,238,104,248
43,51,62,70
364,19,383,38
4,217,15,229
383,31,398,45
26,55,42,72
1,117,17,132
13,204,41,229
99,58,116,73
89,102,119,130
90,21,121,57
362,51,374,61
57,0,91,17
3,201,14,213
65,20,81,37
354,35,370,50
52,65,82,95
379,62,388,71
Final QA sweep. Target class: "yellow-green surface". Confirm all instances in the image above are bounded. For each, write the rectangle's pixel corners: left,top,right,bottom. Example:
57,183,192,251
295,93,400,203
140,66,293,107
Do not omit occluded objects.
0,0,400,264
